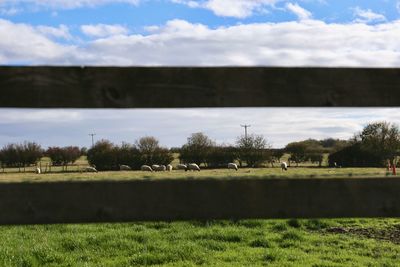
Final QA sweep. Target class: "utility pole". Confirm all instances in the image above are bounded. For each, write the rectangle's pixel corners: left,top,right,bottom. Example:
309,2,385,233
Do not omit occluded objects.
89,133,96,147
240,124,251,139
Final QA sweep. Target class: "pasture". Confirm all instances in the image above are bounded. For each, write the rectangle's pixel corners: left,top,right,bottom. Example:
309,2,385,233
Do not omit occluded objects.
0,161,391,183
0,167,399,266
1,218,400,266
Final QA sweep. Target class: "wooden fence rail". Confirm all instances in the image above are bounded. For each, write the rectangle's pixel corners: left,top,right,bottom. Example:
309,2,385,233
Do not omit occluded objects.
0,178,399,225
0,66,399,224
1,67,400,108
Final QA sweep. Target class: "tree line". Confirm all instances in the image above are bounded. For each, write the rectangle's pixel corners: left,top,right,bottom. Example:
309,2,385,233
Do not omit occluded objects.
1,121,399,171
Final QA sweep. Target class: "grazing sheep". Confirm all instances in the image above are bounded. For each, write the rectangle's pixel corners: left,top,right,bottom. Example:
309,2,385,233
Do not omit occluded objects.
166,164,173,171
228,163,238,171
86,166,98,173
154,165,166,172
176,164,187,170
119,164,131,171
35,167,41,174
151,164,160,170
281,162,288,171
186,163,200,172
141,165,153,172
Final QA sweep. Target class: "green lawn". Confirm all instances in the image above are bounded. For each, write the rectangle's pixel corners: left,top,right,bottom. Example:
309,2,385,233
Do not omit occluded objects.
1,219,399,266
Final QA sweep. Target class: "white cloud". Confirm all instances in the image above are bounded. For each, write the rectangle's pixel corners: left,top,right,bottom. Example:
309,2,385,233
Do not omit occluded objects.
0,7,21,16
286,2,312,20
353,7,386,23
37,24,72,40
171,0,279,18
1,18,400,66
0,109,83,124
1,108,400,148
0,0,140,10
81,24,129,38
0,19,78,64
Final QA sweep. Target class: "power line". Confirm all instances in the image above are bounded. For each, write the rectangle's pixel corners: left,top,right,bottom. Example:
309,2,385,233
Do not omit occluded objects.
89,133,96,147
240,124,251,139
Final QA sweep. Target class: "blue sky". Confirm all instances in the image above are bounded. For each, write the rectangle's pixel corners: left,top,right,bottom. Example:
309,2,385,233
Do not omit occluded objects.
1,1,400,148
2,0,400,65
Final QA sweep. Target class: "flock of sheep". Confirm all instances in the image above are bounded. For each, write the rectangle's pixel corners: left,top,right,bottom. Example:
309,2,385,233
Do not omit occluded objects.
35,161,289,173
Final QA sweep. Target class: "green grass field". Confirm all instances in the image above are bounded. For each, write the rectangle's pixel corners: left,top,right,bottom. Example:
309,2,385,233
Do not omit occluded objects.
1,218,400,266
0,167,392,183
0,165,399,266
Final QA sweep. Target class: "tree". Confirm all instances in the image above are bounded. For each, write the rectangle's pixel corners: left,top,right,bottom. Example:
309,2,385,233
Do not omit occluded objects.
328,122,400,167
135,136,160,154
87,140,118,171
308,153,324,167
116,142,142,169
205,146,237,168
47,146,81,171
179,133,215,166
0,142,42,171
285,142,307,166
0,144,20,167
270,149,284,167
356,121,400,165
328,143,381,167
236,134,271,167
135,136,173,166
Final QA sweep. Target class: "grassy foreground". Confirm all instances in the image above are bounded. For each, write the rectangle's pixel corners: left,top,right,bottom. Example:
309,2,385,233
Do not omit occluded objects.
1,219,400,266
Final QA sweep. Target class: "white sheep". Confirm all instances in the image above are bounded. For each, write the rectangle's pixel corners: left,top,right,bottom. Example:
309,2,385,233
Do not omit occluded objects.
86,166,98,172
281,162,288,171
186,163,200,172
176,164,187,170
228,163,238,171
154,165,166,172
151,164,160,170
35,167,41,174
166,164,173,171
141,165,153,172
119,164,131,171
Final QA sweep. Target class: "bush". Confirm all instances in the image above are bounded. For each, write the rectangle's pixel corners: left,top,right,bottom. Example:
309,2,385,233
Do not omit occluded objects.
116,143,142,169
87,140,118,171
205,146,237,168
46,146,81,169
87,138,173,171
0,142,43,168
236,134,272,167
328,143,383,167
179,133,215,166
136,137,173,166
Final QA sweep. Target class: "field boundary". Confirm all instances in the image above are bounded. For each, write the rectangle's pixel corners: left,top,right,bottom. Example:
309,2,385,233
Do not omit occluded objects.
0,177,399,225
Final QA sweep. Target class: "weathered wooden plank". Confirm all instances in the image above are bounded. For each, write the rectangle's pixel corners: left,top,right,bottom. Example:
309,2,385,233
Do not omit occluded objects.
0,67,399,108
0,178,399,225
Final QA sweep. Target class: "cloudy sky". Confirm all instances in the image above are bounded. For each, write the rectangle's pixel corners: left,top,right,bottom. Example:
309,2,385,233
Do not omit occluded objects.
1,0,400,148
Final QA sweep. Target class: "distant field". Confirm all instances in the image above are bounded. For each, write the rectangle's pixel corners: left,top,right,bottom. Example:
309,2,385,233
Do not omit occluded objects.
0,166,391,183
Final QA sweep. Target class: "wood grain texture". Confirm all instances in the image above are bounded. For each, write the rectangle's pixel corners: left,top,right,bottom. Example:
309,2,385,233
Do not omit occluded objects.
0,178,399,225
1,66,399,108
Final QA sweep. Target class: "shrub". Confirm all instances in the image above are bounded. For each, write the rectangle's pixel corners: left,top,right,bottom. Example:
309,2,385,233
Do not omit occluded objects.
179,133,215,166
46,146,81,170
236,134,272,167
0,142,43,168
87,140,118,171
